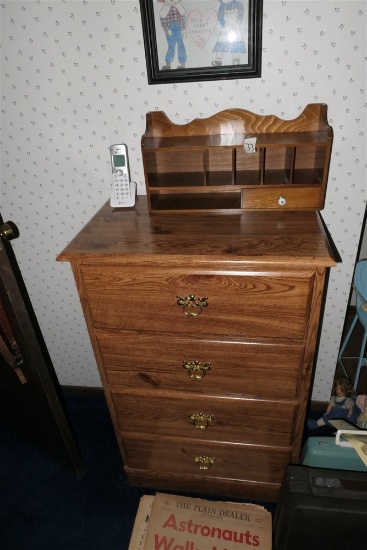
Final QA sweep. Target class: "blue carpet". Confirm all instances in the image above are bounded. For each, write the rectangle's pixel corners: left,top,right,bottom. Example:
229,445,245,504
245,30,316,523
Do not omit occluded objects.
0,392,275,549
0,392,153,549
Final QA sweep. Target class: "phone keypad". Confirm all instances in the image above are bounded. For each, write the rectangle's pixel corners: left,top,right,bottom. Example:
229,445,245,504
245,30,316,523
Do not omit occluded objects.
113,172,130,202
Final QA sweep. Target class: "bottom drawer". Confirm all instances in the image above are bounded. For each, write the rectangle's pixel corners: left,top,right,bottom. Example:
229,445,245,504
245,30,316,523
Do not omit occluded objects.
124,466,281,502
123,433,291,485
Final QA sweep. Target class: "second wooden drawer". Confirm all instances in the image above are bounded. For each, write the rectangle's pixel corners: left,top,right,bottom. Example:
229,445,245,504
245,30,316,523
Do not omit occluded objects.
97,331,304,400
111,390,296,447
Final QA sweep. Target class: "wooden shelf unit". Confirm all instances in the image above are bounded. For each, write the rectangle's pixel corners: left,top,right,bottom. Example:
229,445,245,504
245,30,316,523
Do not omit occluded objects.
141,104,333,214
56,104,337,504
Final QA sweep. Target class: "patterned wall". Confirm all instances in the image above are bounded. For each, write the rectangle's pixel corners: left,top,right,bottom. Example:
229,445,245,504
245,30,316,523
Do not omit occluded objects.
1,0,366,400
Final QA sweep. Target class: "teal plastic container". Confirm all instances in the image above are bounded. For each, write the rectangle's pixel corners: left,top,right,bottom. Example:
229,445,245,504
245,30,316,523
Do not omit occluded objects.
300,436,366,471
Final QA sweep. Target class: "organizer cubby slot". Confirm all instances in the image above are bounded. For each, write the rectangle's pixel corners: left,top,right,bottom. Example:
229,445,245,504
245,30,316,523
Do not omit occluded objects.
205,148,234,186
235,148,262,186
145,150,205,188
292,146,328,185
262,147,294,185
149,191,242,212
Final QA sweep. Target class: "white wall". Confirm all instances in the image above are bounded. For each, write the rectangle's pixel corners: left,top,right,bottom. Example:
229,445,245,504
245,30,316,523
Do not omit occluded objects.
357,211,367,259
1,0,366,400
362,226,367,258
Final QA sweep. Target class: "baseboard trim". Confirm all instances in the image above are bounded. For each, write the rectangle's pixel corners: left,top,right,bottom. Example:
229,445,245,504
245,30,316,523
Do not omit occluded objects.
61,385,104,396
61,389,330,405
310,399,328,411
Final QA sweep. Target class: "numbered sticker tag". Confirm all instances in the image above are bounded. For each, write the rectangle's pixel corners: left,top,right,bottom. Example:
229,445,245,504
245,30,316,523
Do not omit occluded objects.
244,137,257,153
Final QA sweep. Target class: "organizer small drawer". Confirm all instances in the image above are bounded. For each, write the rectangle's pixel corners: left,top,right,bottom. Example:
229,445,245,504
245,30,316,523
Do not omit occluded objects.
123,433,291,485
242,186,324,210
80,266,313,339
97,331,304,400
112,390,296,447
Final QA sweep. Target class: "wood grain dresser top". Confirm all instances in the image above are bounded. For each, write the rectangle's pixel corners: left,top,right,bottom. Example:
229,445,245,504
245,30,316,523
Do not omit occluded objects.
57,196,337,268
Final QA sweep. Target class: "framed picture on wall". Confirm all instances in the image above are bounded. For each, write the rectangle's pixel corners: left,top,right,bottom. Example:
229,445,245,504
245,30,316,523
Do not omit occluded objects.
139,0,263,84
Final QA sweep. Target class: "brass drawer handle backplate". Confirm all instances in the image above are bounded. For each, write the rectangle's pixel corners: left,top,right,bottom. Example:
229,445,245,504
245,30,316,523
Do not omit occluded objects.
188,412,214,429
183,360,211,379
176,294,208,316
192,455,216,470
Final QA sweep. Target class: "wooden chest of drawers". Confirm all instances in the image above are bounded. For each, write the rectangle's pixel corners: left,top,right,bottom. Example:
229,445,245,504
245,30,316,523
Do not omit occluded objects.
58,196,336,501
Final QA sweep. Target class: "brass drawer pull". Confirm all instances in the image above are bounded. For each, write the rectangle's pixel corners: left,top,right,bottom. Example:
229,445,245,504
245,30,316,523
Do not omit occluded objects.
188,412,214,429
183,360,211,379
176,294,208,316
192,455,216,470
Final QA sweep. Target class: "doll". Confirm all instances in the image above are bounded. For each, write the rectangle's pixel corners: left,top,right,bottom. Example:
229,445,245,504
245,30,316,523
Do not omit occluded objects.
307,376,357,430
356,395,367,429
212,0,247,66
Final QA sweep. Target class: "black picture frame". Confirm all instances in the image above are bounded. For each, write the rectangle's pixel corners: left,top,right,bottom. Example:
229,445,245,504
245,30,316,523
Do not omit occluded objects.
140,0,263,85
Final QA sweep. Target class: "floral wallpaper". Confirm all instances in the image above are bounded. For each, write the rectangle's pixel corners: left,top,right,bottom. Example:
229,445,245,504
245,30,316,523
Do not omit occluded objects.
1,0,366,400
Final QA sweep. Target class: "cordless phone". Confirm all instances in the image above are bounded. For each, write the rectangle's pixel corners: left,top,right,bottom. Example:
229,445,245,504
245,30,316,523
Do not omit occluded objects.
110,144,136,207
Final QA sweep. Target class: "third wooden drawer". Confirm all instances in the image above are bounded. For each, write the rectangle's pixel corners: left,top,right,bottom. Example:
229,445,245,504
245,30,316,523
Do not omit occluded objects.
111,389,297,447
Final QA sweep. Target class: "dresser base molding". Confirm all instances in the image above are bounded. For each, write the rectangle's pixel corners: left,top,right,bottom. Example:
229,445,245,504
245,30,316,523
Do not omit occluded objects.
124,467,281,502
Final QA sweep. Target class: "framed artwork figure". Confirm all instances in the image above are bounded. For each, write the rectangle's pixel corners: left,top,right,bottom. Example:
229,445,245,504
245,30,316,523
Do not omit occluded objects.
140,0,263,84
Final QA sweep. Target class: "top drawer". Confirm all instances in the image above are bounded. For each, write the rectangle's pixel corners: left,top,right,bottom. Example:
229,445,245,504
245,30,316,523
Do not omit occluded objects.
79,266,313,339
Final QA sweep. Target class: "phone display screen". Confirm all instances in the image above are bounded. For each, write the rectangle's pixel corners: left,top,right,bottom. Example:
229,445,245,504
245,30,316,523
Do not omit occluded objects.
113,154,126,168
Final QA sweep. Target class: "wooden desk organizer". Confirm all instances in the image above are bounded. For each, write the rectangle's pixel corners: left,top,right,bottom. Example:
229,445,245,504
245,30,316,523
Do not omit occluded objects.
141,104,333,214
